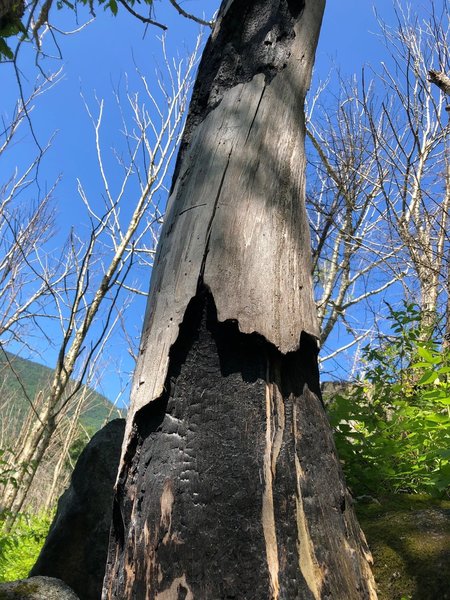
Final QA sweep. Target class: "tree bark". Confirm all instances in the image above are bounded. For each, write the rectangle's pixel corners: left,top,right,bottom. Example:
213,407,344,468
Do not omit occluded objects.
103,1,378,597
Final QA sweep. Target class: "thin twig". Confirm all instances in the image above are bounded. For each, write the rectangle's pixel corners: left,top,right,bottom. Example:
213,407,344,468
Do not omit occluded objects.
117,0,167,30
167,0,214,28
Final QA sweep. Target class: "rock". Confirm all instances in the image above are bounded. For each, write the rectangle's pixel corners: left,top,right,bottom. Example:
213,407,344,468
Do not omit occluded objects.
357,495,450,600
0,576,79,599
30,419,125,600
320,379,353,405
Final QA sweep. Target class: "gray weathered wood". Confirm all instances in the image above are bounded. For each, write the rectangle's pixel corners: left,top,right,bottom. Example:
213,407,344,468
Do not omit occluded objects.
103,1,379,597
126,0,322,434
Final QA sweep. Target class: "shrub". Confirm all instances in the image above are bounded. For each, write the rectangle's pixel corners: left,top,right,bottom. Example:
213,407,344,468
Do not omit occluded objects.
328,303,450,498
0,511,52,582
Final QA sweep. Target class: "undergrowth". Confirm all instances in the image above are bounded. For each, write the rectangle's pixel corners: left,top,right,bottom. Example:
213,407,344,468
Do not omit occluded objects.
328,303,450,498
0,511,53,582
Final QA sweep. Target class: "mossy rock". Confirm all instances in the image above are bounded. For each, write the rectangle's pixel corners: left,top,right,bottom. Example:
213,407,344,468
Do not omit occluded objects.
0,576,79,599
356,495,450,600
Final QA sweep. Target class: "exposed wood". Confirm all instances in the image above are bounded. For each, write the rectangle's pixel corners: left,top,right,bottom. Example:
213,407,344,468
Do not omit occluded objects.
103,0,378,597
103,290,377,598
126,0,322,438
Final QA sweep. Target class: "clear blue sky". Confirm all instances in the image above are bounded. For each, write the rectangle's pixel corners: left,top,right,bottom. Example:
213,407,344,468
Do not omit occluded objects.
0,1,421,404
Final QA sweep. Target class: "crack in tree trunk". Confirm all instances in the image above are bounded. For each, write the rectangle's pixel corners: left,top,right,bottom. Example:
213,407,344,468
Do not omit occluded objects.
103,0,378,596
104,288,376,599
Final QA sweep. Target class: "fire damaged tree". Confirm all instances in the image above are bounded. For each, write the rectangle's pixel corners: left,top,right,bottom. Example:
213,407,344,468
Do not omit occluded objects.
103,1,377,598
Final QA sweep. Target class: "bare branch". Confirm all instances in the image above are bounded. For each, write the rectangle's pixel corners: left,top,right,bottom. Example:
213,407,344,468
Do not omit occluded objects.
428,69,450,96
167,0,214,28
117,0,167,30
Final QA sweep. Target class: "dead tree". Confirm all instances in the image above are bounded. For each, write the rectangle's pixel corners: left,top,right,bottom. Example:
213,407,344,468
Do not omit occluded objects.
103,1,377,598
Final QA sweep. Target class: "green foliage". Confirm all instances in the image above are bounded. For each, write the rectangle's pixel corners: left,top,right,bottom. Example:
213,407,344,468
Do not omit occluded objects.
0,449,36,492
0,449,18,488
328,303,450,498
0,352,119,435
0,0,150,59
0,0,26,60
1,444,47,575
0,511,52,581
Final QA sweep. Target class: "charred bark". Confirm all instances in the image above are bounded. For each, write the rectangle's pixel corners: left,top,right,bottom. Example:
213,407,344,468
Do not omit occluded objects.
103,289,375,599
103,0,378,597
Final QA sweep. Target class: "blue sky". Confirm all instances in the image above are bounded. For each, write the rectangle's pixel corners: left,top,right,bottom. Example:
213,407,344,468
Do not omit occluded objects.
0,1,420,403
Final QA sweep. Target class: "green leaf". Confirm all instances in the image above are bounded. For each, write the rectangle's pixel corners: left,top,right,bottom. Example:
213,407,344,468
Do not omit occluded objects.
424,413,449,424
108,0,118,15
417,346,442,365
435,397,450,406
0,38,13,60
417,370,439,385
57,0,75,8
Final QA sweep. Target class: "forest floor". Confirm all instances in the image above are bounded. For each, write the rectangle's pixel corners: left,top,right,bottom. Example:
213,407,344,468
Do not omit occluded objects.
357,494,450,600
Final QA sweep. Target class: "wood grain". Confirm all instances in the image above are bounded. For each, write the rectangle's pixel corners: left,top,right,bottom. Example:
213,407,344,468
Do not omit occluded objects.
127,0,323,437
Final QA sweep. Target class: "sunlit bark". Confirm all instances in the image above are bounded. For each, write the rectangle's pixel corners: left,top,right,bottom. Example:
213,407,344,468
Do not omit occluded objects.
103,1,377,597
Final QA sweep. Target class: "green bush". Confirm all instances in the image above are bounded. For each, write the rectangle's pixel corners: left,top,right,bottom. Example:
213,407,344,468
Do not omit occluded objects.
328,303,450,498
0,511,52,582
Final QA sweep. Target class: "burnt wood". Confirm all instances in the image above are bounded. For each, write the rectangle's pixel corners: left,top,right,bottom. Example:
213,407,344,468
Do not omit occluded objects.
103,0,378,597
103,291,376,598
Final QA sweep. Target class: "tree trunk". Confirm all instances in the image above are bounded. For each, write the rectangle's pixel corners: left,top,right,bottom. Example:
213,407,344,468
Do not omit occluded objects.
103,1,377,597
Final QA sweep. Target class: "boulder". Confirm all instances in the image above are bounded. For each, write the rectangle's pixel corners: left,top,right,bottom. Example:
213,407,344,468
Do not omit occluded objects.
30,419,125,600
0,576,79,599
357,495,450,600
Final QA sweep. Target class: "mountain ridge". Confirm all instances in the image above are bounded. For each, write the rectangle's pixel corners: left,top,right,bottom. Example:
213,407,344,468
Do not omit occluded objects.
0,350,124,433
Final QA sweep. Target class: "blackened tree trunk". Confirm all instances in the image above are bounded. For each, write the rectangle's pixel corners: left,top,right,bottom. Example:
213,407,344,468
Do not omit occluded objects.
103,1,378,598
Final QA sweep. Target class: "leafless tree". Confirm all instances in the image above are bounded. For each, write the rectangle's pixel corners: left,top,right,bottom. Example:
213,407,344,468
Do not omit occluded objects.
103,3,377,596
306,0,450,363
0,35,201,522
0,71,65,348
306,76,401,365
362,1,450,338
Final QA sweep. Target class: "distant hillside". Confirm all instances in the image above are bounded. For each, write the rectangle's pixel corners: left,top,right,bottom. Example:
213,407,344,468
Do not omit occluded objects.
0,351,123,433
